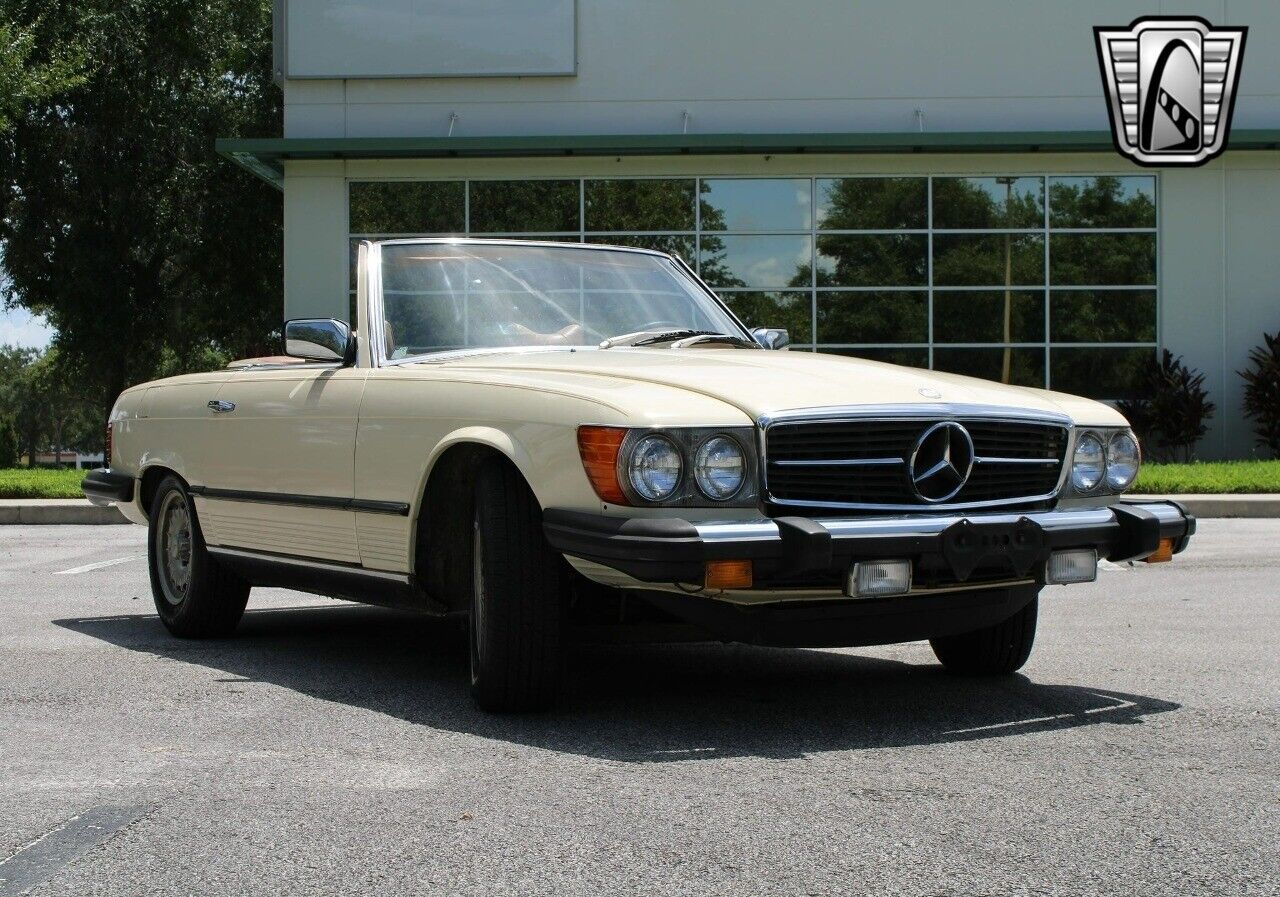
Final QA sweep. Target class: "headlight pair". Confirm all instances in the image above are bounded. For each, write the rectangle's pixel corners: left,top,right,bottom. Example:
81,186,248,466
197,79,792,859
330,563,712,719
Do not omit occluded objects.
579,426,756,507
1071,429,1140,493
629,433,745,501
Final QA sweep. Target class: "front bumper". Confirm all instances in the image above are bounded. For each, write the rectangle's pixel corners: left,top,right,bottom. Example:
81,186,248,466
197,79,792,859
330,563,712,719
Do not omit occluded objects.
543,500,1195,588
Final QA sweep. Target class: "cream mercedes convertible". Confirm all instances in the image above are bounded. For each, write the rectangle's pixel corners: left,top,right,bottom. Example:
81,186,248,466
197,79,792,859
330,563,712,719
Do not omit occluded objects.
84,239,1194,711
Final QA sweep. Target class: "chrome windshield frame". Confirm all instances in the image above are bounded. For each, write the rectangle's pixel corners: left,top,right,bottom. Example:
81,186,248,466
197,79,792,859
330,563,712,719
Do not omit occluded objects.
364,237,753,368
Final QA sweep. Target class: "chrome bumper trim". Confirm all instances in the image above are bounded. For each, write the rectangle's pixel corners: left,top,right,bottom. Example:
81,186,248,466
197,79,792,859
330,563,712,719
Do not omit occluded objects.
693,501,1185,543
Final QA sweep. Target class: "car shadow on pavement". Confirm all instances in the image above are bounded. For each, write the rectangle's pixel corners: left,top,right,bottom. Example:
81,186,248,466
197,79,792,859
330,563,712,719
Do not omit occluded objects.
55,603,1181,762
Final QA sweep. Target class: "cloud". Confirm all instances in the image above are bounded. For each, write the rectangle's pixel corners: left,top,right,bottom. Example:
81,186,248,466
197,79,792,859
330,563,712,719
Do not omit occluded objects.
0,307,54,349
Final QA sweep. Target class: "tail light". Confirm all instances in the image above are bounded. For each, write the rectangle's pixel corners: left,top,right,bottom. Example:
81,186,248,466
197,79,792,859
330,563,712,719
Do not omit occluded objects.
104,421,113,467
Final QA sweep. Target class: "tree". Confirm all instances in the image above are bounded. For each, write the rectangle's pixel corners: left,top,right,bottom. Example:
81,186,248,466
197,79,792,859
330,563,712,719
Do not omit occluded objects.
26,348,98,465
0,415,16,467
0,344,42,465
0,0,281,425
0,17,85,133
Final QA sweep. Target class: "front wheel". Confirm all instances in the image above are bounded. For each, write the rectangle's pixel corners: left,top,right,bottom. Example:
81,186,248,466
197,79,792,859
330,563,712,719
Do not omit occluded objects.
147,475,250,638
930,595,1038,675
469,461,565,712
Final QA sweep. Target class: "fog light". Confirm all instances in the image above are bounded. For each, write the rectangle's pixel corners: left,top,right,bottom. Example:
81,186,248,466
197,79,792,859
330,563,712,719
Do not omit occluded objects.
1046,549,1098,584
705,559,752,590
848,559,912,598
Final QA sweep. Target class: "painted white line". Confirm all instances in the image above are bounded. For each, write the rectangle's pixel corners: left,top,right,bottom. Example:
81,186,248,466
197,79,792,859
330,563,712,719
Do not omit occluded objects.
52,556,140,576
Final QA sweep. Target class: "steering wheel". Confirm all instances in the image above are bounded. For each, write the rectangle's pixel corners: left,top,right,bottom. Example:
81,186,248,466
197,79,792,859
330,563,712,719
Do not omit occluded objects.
634,320,684,333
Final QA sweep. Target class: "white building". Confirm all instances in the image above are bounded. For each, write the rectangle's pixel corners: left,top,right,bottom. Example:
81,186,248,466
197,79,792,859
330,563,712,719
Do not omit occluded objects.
221,1,1280,458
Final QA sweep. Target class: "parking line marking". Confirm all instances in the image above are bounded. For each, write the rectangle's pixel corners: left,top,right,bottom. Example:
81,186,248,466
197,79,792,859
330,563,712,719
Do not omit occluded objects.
52,556,140,576
0,804,149,896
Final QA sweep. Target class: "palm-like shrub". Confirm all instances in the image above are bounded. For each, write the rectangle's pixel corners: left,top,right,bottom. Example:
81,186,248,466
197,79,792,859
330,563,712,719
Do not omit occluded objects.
1117,350,1215,462
1240,331,1280,458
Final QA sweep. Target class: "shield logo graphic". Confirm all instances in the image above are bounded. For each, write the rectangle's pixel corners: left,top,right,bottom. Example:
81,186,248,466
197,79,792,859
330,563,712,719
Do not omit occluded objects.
1095,17,1247,167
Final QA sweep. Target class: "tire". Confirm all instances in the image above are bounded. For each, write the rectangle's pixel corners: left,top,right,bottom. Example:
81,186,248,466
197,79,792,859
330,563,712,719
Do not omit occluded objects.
469,461,565,712
930,594,1038,675
147,475,250,638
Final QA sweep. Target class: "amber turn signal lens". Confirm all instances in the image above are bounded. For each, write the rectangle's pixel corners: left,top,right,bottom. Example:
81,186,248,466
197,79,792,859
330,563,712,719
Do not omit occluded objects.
577,426,629,505
1142,538,1175,563
705,559,752,590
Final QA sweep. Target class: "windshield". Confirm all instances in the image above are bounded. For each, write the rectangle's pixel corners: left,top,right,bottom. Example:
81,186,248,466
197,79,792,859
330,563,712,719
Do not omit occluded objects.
377,242,746,358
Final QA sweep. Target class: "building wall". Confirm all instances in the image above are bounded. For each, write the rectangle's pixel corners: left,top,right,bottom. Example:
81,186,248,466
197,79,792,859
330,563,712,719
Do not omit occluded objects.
283,150,1280,458
280,0,1278,140
276,0,1280,457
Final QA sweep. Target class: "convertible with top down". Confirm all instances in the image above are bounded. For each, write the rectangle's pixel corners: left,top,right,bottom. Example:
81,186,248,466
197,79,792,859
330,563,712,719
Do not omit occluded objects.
84,238,1195,711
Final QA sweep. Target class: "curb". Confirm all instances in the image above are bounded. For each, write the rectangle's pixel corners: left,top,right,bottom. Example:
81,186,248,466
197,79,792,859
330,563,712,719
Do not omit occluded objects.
2,495,1279,524
1139,493,1280,519
0,500,128,525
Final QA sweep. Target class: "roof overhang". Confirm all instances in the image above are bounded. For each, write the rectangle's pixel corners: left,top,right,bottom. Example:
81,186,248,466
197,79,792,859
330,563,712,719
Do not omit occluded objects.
217,129,1280,189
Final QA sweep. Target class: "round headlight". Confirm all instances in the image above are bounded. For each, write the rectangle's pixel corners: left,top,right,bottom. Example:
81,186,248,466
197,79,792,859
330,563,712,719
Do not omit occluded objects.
1106,431,1141,491
1071,433,1105,492
628,435,683,501
694,436,746,500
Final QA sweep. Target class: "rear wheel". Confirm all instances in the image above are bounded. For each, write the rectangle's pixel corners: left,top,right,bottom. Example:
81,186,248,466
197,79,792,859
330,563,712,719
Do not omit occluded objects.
930,594,1038,675
469,461,565,712
148,475,249,638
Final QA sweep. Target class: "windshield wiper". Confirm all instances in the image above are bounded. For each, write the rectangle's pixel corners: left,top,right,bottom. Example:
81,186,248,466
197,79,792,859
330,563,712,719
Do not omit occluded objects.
599,329,753,349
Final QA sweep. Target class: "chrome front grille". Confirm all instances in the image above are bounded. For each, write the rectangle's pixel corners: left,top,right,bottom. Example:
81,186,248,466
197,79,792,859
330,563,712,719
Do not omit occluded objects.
763,414,1069,511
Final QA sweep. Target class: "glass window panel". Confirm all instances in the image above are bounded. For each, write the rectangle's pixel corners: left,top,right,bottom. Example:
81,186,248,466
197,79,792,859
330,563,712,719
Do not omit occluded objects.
932,177,1044,229
932,233,1044,286
718,291,812,343
469,180,579,233
822,347,930,368
1051,347,1154,399
589,234,695,262
584,179,696,231
816,178,926,230
1050,234,1156,286
933,348,1045,388
816,234,927,287
1049,176,1156,228
699,179,811,231
699,234,811,289
349,181,466,234
933,290,1044,343
1050,290,1157,343
378,243,742,356
349,238,360,291
816,291,927,344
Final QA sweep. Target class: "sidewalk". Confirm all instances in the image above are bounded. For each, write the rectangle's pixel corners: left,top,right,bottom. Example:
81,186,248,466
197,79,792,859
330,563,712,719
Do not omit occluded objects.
2,495,1278,524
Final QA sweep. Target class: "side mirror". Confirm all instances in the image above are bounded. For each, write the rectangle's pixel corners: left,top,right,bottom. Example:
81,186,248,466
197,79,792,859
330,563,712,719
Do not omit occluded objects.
284,319,356,364
751,327,791,350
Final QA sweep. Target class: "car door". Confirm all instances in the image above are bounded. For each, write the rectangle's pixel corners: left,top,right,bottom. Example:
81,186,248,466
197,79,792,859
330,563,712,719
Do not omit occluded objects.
191,363,368,565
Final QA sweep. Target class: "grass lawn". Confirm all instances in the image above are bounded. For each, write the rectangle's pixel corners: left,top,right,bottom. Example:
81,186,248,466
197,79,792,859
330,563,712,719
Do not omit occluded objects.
0,468,90,499
1130,459,1280,494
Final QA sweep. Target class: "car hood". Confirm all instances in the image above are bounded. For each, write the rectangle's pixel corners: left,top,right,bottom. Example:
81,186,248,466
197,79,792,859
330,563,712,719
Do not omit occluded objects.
431,348,1126,426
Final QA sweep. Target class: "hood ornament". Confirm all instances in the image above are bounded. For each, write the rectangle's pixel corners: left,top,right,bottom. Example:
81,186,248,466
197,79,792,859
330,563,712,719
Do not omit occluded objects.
918,387,942,399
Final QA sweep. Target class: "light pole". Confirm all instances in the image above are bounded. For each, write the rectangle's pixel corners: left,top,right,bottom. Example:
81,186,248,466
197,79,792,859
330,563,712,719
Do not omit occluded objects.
995,176,1016,384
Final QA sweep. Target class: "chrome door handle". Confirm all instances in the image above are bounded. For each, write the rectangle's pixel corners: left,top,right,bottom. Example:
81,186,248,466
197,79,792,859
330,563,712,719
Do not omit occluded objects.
207,400,236,414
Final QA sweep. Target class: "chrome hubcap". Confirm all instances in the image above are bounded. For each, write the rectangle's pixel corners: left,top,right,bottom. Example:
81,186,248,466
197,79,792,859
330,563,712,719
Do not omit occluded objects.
157,492,193,605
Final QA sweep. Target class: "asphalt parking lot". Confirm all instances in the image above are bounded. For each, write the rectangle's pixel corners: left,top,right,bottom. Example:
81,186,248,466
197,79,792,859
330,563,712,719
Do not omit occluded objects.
0,522,1276,897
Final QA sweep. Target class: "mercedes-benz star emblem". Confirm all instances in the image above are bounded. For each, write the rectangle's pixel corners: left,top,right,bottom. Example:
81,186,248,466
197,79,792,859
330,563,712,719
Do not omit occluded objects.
907,421,975,503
